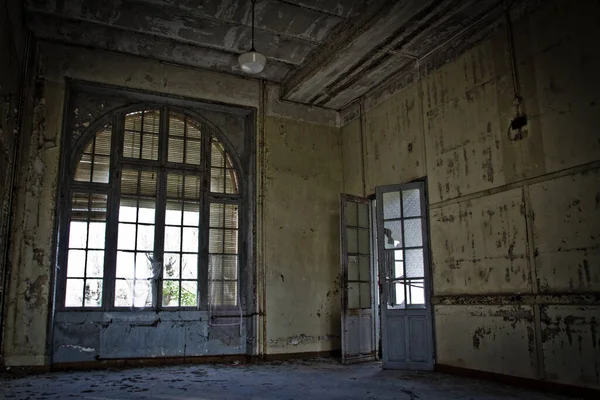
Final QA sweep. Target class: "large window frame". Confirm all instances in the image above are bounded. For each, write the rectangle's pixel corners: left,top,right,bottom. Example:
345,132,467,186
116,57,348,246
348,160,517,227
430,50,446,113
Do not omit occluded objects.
56,104,244,312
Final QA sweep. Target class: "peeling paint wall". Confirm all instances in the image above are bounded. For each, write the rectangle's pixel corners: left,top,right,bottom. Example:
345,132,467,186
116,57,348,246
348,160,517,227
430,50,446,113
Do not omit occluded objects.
0,0,29,364
2,40,344,366
263,116,342,354
342,0,600,389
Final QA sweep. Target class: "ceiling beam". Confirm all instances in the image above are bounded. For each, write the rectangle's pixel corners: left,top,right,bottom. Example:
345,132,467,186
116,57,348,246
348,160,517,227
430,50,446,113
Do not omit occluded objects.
25,0,320,65
27,13,292,82
281,0,402,102
274,0,361,18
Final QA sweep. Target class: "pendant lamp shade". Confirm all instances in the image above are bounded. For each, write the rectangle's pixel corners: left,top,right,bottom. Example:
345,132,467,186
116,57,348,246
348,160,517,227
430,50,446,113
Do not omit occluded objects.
239,0,266,74
239,50,266,74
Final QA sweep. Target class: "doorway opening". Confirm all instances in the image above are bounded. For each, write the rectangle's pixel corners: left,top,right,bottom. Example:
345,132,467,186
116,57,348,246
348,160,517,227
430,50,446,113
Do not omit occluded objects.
340,181,434,370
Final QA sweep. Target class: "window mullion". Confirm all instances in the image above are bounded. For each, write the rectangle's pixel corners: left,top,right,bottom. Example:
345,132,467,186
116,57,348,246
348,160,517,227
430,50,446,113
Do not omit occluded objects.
103,114,123,311
154,106,169,310
199,121,210,310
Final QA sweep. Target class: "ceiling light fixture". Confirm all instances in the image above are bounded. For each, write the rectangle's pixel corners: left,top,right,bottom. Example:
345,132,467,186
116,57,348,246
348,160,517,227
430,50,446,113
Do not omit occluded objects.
238,0,266,74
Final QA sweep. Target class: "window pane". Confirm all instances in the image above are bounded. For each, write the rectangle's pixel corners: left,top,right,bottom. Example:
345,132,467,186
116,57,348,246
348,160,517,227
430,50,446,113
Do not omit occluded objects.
123,131,141,158
224,230,237,254
125,111,142,131
403,219,422,247
346,228,358,254
358,229,369,254
211,168,225,193
224,204,238,229
87,250,104,278
383,221,402,249
187,122,201,139
181,254,198,279
84,279,103,307
405,248,424,278
65,279,84,307
359,256,370,281
348,282,359,309
164,226,181,252
358,203,369,228
163,253,180,279
183,202,200,226
223,281,237,306
348,256,359,281
186,140,201,165
403,189,421,217
114,279,133,307
210,203,224,227
209,255,237,280
69,221,88,248
141,133,159,160
136,252,154,279
166,174,184,198
92,155,110,183
209,229,224,253
117,223,136,250
182,227,199,252
360,282,371,309
225,169,237,194
143,110,160,133
408,279,425,305
346,202,357,227
74,154,92,182
392,282,406,308
139,171,157,196
169,114,185,136
181,281,198,307
119,203,137,223
67,250,86,277
116,251,135,278
394,261,404,279
184,176,201,200
138,200,156,224
383,191,401,219
88,222,106,249
168,138,184,163
166,201,183,225
136,224,155,251
134,280,152,307
120,170,139,195
211,141,225,167
162,280,180,307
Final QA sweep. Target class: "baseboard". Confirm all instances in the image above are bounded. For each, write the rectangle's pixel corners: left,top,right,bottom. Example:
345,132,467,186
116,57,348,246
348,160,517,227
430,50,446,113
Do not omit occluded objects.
263,350,341,362
435,364,600,399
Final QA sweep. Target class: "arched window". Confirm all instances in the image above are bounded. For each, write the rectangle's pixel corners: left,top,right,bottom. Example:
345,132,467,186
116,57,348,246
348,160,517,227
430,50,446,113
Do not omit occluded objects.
60,107,242,310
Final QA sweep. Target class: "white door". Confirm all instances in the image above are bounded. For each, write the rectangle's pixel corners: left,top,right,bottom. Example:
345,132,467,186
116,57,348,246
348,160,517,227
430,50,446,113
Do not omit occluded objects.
376,182,434,370
340,194,376,364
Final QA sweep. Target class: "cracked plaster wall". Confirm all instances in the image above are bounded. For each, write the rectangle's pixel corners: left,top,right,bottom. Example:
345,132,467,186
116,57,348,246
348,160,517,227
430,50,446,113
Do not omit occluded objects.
342,0,600,389
0,0,29,365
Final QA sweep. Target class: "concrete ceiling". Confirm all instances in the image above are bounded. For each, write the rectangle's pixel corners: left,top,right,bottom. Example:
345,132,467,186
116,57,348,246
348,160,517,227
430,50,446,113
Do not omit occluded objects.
25,0,504,110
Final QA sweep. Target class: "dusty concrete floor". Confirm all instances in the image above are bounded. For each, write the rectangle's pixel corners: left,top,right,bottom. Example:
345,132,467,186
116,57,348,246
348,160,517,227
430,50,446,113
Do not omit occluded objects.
0,359,574,400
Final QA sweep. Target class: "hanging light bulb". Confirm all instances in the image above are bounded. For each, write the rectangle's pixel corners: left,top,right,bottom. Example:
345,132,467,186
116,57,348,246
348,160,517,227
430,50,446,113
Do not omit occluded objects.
238,0,266,74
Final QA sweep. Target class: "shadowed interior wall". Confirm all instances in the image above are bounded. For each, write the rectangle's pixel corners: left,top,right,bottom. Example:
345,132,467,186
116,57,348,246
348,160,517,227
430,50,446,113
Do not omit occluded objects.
0,0,29,364
341,0,599,389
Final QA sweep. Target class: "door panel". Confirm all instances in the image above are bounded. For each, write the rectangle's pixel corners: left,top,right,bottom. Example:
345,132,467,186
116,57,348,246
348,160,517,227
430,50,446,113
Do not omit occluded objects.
340,194,376,364
376,182,433,370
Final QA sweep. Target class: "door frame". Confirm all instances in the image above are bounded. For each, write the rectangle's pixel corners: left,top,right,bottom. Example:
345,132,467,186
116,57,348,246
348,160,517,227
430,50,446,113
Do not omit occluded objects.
340,194,377,364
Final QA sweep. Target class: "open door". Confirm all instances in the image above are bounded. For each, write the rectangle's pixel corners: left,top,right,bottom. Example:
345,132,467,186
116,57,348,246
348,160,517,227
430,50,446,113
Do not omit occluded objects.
340,194,376,364
376,182,434,370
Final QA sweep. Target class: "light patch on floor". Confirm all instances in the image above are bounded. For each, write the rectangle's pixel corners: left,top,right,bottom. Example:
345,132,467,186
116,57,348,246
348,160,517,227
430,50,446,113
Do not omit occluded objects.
0,359,569,399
